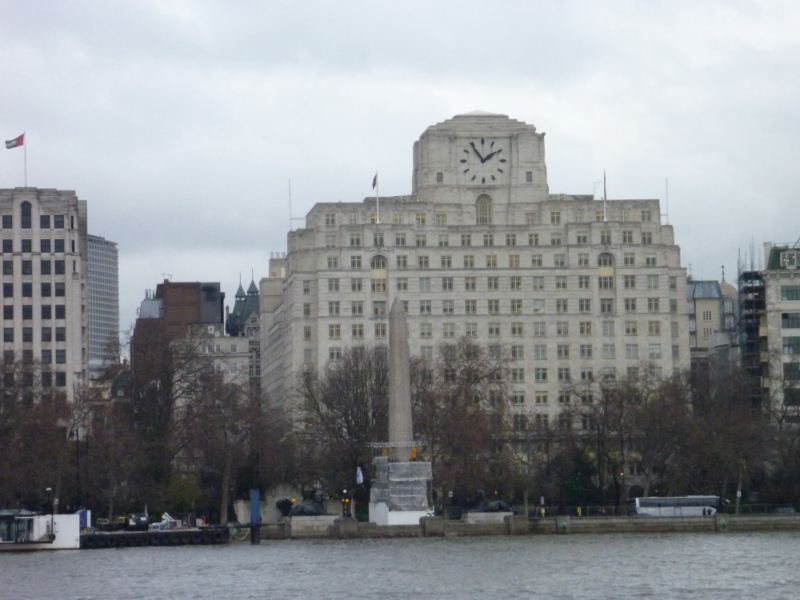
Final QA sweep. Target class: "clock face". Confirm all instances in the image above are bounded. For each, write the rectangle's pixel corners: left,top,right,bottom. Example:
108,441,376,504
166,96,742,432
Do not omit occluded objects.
459,137,507,184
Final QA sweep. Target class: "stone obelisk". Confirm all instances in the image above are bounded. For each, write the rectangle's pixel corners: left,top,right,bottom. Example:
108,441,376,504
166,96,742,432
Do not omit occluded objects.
388,298,413,461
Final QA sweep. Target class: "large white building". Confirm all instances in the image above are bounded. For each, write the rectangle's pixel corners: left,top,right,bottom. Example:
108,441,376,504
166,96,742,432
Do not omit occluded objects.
87,234,119,380
260,113,690,420
0,188,88,402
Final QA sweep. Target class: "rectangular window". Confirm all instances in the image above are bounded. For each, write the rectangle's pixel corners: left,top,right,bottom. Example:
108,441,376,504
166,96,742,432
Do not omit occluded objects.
648,298,660,313
55,305,65,319
438,234,449,247
419,323,432,339
2,261,11,275
395,233,406,247
350,255,362,269
556,322,569,337
510,299,522,314
41,305,51,320
328,324,341,339
550,211,561,225
510,276,522,290
624,275,636,289
781,286,800,301
442,300,454,314
578,253,589,267
442,323,455,338
598,276,614,290
625,298,637,313
557,344,570,359
532,276,544,291
374,232,384,247
22,327,32,342
483,233,494,247
487,276,499,291
488,322,501,337
55,282,65,297
648,321,661,336
624,253,635,266
782,313,800,328
351,324,364,339
648,343,662,359
351,278,363,292
535,368,548,382
373,301,386,316
327,256,338,269
579,321,592,336
418,256,429,268
580,344,593,359
415,234,427,247
463,255,474,268
442,277,453,291
328,278,339,292
645,255,657,267
465,322,478,337
488,299,500,315
642,232,653,245
396,278,407,291
42,327,52,342
351,301,363,316
554,254,566,267
419,300,432,315
465,300,477,314
375,322,387,338
600,230,611,245
465,277,476,291
647,275,659,289
556,276,567,290
626,321,638,336
556,299,567,313
531,254,542,267
578,276,590,289
557,367,570,382
622,230,633,244
1,216,11,228
22,305,32,320
600,299,614,314
371,279,386,293
602,343,616,359
419,277,431,292
441,255,452,268
579,298,591,313
54,239,65,253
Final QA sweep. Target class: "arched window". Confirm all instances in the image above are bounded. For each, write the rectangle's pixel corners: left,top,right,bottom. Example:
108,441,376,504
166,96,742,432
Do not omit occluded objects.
476,195,493,225
21,201,31,229
370,255,387,269
597,252,615,267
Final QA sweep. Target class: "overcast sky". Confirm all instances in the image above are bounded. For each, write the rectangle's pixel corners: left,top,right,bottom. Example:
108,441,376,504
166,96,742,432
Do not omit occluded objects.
2,0,799,336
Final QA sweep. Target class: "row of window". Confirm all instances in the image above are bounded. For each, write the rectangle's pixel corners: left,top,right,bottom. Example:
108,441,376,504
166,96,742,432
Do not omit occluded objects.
2,326,67,342
325,252,659,270
2,304,68,320
1,238,73,254
1,370,67,387
322,208,656,227
316,274,678,294
318,319,677,341
3,282,66,298
316,297,674,318
2,259,67,275
330,229,657,249
1,209,67,230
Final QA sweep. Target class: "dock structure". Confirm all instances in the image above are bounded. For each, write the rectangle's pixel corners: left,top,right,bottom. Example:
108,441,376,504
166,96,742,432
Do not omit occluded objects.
81,527,229,549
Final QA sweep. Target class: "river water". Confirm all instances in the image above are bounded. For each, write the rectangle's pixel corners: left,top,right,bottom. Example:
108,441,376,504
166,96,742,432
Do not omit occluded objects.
1,532,798,599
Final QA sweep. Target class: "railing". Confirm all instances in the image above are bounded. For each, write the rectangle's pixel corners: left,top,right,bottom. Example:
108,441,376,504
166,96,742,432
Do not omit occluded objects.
495,503,800,519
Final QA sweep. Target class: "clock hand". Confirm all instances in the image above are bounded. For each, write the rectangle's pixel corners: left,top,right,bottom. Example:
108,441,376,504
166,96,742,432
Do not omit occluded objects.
470,141,484,162
482,150,498,163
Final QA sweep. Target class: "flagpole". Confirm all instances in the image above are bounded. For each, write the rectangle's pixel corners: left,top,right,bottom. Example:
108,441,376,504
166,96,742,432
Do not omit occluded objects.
375,171,380,224
603,170,607,222
24,135,27,187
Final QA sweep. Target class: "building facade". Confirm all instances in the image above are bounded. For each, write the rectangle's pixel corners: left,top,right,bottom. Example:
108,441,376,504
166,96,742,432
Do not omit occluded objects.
763,245,800,423
131,280,249,388
0,188,88,402
260,112,691,420
87,234,119,380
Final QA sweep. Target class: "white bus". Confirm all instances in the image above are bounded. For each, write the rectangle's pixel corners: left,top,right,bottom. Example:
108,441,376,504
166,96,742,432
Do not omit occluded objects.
630,496,720,517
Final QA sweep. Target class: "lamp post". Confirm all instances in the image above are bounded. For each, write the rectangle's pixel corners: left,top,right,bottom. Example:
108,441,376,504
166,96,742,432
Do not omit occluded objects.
45,487,55,542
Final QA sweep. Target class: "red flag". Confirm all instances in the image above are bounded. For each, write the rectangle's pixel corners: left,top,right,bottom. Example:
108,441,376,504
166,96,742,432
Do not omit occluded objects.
372,173,378,190
5,134,24,149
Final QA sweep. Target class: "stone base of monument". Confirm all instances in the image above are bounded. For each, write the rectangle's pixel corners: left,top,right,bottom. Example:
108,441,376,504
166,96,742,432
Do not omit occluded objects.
369,456,433,526
463,511,514,525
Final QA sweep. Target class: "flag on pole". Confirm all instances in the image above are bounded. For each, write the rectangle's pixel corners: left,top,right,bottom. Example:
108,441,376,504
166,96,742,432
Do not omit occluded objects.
5,133,24,149
372,172,378,190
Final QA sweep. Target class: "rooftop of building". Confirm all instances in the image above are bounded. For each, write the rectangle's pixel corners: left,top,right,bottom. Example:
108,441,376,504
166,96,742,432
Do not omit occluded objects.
687,280,722,299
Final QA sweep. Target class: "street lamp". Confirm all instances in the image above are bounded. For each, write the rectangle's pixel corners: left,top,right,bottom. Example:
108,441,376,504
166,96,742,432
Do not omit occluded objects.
45,487,55,542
